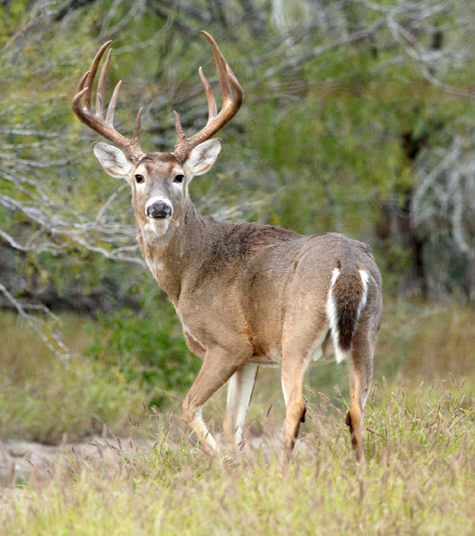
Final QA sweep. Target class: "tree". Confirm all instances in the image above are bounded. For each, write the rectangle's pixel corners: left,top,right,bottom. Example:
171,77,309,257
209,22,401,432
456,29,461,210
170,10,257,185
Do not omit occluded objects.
1,0,475,359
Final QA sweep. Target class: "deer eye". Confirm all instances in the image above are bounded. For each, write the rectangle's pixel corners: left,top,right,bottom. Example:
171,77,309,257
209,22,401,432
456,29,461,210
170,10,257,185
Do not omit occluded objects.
174,174,184,184
135,174,144,184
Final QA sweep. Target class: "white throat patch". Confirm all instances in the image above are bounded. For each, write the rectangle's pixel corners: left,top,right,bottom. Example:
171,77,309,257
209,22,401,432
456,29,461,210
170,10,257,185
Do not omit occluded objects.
144,219,171,237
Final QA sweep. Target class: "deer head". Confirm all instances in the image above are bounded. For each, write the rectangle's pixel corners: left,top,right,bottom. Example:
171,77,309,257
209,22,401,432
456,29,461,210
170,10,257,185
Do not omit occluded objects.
72,33,243,238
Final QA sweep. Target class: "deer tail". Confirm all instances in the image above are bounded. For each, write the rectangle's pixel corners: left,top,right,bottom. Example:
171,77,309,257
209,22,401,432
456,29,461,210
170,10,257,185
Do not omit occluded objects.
326,259,369,362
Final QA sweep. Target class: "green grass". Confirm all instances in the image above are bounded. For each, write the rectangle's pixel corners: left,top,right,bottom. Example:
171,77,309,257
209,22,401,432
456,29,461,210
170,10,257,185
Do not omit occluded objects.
1,298,475,442
1,299,475,534
1,379,474,535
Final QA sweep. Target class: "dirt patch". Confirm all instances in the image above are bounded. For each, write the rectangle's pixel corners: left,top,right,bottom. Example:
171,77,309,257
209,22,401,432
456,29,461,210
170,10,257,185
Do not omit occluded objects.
0,436,150,487
0,430,294,489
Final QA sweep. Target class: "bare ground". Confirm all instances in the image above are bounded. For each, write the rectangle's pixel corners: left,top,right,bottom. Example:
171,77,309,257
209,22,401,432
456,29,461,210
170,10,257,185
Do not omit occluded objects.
0,429,292,490
0,436,150,488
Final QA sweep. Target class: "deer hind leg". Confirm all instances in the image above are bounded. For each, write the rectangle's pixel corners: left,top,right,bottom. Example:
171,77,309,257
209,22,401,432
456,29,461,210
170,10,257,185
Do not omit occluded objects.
279,348,314,472
346,335,374,463
223,363,259,458
182,348,248,456
279,319,329,471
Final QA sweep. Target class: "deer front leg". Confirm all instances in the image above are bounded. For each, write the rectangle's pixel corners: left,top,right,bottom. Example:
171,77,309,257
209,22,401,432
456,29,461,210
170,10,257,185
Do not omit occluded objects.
182,347,249,455
223,363,258,458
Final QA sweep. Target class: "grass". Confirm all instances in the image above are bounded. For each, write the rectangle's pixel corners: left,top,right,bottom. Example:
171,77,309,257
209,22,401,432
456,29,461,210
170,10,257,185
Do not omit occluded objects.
0,312,146,443
2,298,474,443
1,379,474,535
1,298,475,534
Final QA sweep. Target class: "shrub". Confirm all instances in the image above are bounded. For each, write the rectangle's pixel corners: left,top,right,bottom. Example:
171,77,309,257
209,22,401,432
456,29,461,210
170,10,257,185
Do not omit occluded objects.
88,297,200,409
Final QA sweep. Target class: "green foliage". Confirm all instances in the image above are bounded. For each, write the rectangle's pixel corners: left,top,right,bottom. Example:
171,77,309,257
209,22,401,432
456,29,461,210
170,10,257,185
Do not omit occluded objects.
0,312,145,443
87,296,200,408
2,0,475,310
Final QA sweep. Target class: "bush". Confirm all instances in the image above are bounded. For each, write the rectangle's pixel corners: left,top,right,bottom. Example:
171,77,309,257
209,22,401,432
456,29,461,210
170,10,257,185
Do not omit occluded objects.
88,297,200,409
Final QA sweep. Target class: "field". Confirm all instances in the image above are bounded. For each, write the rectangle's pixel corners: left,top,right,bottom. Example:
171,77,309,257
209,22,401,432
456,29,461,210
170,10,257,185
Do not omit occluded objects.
1,300,475,535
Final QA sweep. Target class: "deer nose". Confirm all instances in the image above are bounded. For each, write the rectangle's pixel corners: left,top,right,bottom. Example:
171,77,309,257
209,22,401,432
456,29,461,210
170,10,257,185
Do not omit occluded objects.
147,201,172,219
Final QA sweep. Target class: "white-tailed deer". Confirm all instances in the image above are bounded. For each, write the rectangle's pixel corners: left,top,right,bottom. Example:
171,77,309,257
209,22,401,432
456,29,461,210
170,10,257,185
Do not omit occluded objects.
73,32,383,469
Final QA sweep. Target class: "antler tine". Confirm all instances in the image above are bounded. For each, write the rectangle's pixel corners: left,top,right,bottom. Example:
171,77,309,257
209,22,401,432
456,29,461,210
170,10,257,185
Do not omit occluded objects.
72,41,144,162
174,110,186,142
203,32,232,105
76,70,89,95
105,80,122,125
96,48,112,117
131,108,143,147
84,41,111,113
199,67,217,126
224,62,243,107
173,31,243,163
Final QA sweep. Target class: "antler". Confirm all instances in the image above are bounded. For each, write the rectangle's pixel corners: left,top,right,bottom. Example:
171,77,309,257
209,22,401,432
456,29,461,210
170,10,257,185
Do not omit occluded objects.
72,41,144,163
72,33,242,164
172,31,243,164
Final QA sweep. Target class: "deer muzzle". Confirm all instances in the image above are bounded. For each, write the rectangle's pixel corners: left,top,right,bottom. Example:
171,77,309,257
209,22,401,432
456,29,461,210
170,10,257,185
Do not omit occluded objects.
147,201,172,219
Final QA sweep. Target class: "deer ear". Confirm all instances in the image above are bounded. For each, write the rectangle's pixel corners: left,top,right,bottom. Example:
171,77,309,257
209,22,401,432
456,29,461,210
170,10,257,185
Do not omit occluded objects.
93,142,135,179
184,139,222,177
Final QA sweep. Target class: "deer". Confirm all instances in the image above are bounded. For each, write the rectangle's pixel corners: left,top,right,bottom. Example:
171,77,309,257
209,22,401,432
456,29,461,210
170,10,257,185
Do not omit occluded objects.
72,32,383,470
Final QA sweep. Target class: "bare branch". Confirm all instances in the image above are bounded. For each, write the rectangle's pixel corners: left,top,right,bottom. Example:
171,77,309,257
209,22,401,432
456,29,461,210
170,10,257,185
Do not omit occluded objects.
0,127,61,139
0,282,73,365
0,229,30,252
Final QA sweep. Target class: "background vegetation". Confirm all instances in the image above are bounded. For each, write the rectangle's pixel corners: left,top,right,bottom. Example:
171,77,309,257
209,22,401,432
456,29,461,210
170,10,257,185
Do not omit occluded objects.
2,0,475,317
1,1,475,533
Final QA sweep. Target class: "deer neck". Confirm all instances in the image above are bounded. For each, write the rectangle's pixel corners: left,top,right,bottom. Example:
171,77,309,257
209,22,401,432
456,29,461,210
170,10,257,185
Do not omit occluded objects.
136,201,211,304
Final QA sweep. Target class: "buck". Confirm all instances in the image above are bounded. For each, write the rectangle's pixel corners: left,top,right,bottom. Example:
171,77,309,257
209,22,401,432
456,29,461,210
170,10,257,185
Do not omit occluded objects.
72,32,383,469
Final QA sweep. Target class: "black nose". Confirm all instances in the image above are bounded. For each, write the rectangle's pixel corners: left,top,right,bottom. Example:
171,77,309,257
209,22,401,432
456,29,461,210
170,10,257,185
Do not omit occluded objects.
147,202,172,219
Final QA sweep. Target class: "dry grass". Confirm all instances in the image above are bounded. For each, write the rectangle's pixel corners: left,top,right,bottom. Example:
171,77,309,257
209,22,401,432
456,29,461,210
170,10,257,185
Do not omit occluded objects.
2,298,474,443
375,299,475,380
